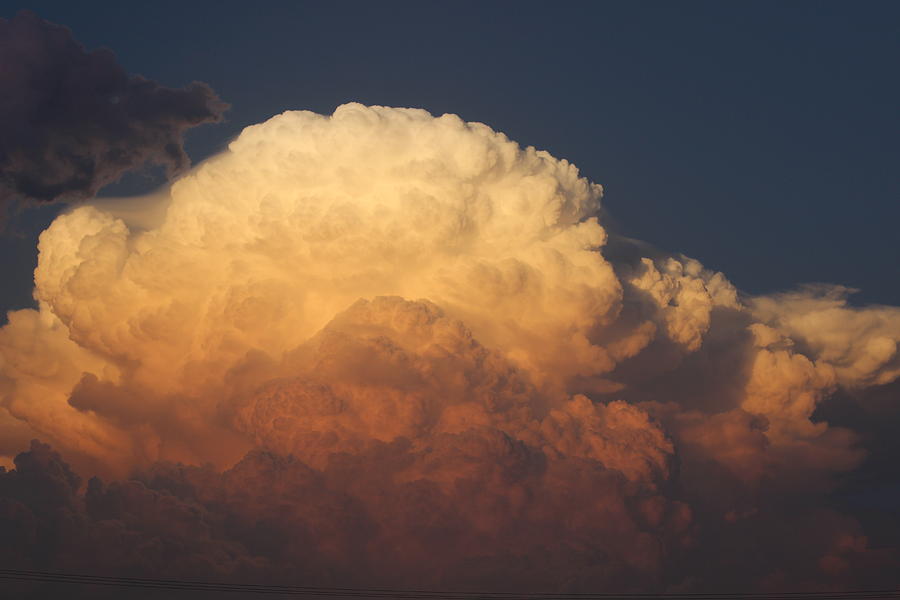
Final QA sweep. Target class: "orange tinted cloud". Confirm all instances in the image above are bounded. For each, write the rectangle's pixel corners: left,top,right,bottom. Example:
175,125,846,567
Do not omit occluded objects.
1,104,899,592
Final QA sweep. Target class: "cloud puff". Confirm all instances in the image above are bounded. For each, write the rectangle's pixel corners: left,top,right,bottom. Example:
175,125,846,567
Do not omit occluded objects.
751,285,900,388
0,11,226,212
1,104,899,592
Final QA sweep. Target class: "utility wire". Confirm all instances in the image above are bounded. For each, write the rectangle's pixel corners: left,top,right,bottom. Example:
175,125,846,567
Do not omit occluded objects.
1,569,899,600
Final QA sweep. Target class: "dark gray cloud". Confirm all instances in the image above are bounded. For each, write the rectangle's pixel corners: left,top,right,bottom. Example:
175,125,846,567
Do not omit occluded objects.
2,433,898,598
0,11,226,209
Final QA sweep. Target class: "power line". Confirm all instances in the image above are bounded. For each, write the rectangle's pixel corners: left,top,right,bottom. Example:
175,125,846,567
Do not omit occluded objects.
1,569,899,600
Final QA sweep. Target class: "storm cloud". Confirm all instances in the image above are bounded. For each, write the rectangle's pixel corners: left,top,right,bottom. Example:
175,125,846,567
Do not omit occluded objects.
1,104,899,595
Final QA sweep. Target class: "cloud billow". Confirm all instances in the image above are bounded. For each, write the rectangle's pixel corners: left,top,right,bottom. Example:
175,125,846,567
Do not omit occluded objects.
0,103,899,594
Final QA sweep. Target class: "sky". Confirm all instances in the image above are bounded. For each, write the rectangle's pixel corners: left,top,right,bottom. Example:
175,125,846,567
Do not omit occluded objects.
1,0,898,315
1,1,900,597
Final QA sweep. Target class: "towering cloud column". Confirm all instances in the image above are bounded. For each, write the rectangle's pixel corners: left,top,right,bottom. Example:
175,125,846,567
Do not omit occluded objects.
0,103,898,592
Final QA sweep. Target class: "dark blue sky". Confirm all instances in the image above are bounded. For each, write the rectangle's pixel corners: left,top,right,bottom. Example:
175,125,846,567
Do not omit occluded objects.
2,0,898,314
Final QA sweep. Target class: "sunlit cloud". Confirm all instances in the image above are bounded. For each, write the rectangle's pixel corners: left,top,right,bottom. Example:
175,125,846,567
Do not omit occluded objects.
1,104,898,592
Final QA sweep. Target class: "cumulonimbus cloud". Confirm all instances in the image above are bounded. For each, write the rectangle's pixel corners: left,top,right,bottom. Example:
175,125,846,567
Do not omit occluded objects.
1,104,899,593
